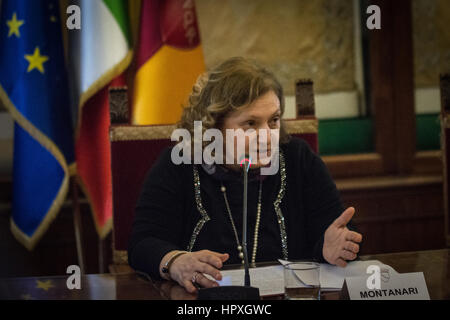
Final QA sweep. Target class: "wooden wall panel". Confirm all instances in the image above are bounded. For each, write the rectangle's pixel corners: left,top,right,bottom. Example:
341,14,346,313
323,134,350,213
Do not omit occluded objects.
340,179,445,254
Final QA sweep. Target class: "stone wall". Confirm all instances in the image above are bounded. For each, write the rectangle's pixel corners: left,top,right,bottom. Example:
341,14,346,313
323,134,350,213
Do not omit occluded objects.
196,0,355,95
412,0,450,87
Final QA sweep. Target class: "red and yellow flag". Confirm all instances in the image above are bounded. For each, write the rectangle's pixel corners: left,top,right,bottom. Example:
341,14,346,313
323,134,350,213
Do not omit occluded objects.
132,0,205,125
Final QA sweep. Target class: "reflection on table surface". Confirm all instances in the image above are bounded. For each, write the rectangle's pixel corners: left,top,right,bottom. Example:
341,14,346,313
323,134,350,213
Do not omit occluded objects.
0,249,448,300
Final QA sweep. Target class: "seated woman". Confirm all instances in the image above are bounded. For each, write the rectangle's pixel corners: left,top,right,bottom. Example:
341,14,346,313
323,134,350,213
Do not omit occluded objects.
128,57,363,293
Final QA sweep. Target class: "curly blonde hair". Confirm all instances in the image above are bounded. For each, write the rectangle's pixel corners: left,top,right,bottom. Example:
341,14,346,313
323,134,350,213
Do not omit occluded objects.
178,57,289,145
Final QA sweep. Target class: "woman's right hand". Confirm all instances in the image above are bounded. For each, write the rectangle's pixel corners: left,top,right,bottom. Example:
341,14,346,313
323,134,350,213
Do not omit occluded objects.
165,250,229,293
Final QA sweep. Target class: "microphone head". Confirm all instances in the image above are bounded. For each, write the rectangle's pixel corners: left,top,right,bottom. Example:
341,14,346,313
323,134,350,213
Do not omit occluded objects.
239,155,252,172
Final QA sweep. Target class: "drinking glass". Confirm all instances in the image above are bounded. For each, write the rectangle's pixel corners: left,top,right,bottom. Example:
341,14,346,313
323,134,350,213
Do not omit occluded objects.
283,262,320,300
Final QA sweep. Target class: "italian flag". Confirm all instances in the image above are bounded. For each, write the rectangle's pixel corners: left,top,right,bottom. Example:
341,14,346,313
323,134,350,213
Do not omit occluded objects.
68,0,132,238
132,0,205,125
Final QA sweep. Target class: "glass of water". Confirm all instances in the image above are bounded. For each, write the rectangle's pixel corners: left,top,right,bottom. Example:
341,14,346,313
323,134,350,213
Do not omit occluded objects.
283,262,321,300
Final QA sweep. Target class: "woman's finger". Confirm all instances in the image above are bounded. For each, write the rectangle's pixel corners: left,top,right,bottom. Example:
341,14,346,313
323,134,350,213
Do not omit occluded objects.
199,250,230,262
345,230,363,243
198,254,224,269
332,207,355,228
196,261,222,280
182,279,197,294
335,258,347,268
194,273,219,289
340,249,357,261
344,241,360,253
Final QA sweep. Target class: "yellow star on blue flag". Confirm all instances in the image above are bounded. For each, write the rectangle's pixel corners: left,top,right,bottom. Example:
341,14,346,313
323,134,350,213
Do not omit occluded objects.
36,280,54,291
6,12,24,37
24,47,49,73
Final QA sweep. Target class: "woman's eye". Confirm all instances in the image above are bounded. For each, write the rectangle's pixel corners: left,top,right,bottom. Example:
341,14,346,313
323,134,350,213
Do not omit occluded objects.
246,120,255,126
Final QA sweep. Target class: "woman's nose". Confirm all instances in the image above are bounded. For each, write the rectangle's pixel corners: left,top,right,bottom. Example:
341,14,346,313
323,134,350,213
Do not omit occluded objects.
257,127,272,146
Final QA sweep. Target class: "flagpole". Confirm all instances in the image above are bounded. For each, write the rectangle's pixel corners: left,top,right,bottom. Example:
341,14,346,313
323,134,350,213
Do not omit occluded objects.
71,177,86,274
98,237,105,273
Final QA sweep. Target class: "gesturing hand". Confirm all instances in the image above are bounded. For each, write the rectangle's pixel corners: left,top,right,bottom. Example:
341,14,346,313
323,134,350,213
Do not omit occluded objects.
323,207,363,268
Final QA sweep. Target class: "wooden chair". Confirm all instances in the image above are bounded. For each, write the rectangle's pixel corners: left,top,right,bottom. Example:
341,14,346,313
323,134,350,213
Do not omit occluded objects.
108,80,319,272
440,73,450,247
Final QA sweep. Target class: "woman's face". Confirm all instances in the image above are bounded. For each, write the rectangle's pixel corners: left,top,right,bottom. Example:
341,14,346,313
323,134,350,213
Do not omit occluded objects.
221,90,281,170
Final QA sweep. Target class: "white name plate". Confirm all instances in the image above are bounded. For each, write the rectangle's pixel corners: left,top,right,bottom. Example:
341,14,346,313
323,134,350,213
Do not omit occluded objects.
342,272,430,300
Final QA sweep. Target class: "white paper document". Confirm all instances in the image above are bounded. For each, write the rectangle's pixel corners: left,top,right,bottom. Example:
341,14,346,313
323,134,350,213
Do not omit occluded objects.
209,260,398,296
213,265,285,296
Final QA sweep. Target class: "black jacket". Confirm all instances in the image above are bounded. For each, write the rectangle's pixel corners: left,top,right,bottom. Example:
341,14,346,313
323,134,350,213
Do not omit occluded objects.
128,137,354,279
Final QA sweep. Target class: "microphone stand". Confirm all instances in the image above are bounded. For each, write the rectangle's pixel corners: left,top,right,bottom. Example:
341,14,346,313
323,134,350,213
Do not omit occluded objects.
197,157,260,300
242,160,251,287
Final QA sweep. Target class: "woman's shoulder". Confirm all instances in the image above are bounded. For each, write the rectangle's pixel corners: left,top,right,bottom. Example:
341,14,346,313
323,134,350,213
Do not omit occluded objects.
280,136,323,174
281,136,315,158
146,145,193,182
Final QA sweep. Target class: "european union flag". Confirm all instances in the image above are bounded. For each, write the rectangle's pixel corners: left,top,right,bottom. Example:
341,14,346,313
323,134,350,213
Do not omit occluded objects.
0,0,74,250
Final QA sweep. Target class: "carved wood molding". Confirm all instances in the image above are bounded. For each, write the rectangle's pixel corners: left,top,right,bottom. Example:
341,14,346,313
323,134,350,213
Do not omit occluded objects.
109,87,129,124
110,120,317,142
110,124,176,142
443,116,450,129
284,118,318,134
295,79,315,117
441,73,450,113
335,174,442,191
113,250,128,265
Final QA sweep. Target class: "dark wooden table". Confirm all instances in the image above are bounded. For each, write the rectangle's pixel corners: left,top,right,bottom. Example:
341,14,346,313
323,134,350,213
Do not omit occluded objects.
1,249,448,300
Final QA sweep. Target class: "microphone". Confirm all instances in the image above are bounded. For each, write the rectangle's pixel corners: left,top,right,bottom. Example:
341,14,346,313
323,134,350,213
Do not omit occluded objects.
239,156,252,172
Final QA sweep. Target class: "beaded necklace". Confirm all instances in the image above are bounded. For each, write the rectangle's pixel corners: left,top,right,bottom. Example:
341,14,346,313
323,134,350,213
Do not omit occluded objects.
220,179,263,264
